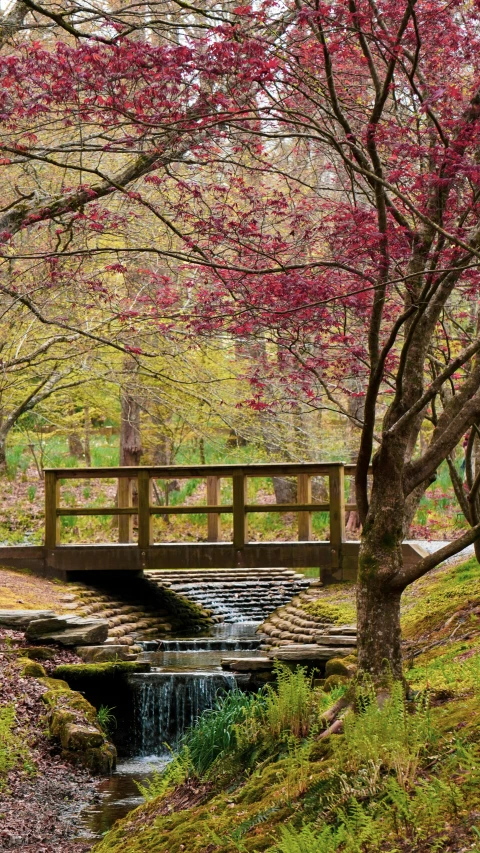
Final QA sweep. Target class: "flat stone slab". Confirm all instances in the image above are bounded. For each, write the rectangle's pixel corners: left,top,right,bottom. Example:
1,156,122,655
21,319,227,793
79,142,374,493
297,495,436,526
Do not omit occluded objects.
78,645,138,662
222,657,274,671
0,610,55,628
26,615,109,646
270,644,356,661
313,635,357,646
26,617,69,639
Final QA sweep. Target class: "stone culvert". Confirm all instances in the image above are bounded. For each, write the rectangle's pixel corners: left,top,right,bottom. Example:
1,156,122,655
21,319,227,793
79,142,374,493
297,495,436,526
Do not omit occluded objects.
64,575,212,649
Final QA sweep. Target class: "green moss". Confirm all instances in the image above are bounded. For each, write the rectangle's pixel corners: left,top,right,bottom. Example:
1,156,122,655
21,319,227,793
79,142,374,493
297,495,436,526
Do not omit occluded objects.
53,661,150,682
302,600,356,624
323,674,348,692
18,657,46,678
40,675,116,774
402,556,480,639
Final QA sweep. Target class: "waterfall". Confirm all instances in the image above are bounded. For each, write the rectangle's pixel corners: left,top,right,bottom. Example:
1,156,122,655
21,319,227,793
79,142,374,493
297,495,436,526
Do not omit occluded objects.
130,672,237,756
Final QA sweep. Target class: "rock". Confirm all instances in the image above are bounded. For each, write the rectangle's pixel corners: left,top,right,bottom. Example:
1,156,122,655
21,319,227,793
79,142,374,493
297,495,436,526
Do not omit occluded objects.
40,677,116,774
26,616,69,639
78,645,138,662
47,621,109,646
222,657,274,671
19,657,47,678
323,674,349,692
27,616,109,646
271,644,356,661
61,723,105,751
313,635,357,646
325,657,353,677
0,610,55,628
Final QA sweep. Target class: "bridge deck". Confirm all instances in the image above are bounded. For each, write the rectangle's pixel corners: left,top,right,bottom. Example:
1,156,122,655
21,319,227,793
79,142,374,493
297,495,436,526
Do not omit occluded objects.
0,463,427,581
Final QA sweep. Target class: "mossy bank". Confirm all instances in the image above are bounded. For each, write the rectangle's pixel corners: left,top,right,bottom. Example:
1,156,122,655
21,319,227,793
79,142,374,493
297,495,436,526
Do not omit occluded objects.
93,556,480,853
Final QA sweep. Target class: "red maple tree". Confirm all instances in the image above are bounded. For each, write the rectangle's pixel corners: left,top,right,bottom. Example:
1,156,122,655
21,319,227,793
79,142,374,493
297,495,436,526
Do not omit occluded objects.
1,0,480,679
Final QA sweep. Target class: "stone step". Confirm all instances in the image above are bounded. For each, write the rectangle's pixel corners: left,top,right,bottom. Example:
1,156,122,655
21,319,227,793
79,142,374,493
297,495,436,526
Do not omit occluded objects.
270,644,356,661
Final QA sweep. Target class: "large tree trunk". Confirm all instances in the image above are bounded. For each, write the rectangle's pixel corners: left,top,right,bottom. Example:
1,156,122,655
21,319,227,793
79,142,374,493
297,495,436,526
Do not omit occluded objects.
356,568,403,681
356,442,406,681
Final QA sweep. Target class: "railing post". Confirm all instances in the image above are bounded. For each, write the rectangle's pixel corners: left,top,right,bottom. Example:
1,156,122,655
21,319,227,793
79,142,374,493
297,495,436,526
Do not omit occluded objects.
45,471,60,548
118,477,133,543
232,472,247,564
329,465,345,571
137,470,152,550
297,473,312,541
207,475,221,542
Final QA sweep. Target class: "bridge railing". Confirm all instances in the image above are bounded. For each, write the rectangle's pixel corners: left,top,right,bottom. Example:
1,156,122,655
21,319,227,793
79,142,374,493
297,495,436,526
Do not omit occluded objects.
44,463,362,568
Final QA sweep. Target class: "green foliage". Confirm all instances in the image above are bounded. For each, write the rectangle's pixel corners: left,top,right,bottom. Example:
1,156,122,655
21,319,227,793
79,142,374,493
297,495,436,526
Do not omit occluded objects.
335,681,433,790
96,705,117,735
273,799,382,853
136,748,192,801
262,664,320,740
301,600,356,625
183,689,262,776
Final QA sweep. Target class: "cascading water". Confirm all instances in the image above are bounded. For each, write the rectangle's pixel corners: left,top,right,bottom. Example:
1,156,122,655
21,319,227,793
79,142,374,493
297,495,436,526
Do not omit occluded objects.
131,671,237,755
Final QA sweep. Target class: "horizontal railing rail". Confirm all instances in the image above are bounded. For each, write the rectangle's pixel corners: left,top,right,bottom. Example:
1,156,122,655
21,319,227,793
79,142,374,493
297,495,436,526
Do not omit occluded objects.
44,463,371,570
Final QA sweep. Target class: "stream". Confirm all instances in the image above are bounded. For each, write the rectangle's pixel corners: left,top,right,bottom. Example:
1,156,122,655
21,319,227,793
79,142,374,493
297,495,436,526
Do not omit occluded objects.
77,621,263,841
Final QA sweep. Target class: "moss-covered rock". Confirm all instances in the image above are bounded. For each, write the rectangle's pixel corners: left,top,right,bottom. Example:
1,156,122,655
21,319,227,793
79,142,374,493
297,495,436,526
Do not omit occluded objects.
39,676,116,774
323,673,348,692
325,657,351,678
53,661,150,683
18,657,47,678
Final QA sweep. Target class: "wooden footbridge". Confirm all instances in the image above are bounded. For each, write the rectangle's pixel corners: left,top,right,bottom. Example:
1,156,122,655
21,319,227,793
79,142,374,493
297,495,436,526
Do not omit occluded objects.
0,462,425,582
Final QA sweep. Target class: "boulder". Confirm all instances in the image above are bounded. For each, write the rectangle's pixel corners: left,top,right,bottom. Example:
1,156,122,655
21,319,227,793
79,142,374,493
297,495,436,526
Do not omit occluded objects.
0,610,55,628
40,677,116,774
19,657,47,678
325,657,353,678
61,723,104,751
323,674,349,692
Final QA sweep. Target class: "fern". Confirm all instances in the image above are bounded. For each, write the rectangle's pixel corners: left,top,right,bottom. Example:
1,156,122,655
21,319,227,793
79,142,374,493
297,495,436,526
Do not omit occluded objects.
135,747,192,800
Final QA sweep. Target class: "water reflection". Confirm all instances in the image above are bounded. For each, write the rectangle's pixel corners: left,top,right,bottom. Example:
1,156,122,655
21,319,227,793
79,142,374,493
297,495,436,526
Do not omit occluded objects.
79,756,170,838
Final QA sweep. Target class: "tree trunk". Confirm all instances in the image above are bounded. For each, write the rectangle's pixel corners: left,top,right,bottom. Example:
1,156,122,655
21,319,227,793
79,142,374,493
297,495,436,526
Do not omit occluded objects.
0,430,7,472
356,574,403,681
120,391,143,466
356,440,406,681
84,406,91,467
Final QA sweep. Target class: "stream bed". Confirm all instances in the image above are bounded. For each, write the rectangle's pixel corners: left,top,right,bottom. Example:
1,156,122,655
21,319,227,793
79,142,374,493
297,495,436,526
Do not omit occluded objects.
77,622,263,840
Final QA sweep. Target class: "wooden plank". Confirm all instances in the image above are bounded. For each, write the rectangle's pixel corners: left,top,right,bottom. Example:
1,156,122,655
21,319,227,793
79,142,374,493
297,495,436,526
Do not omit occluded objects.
245,503,329,513
232,472,247,557
44,461,346,480
207,475,221,542
150,505,232,515
45,471,60,548
146,541,334,569
297,473,312,541
57,507,136,516
329,466,345,570
137,470,152,549
118,477,133,543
